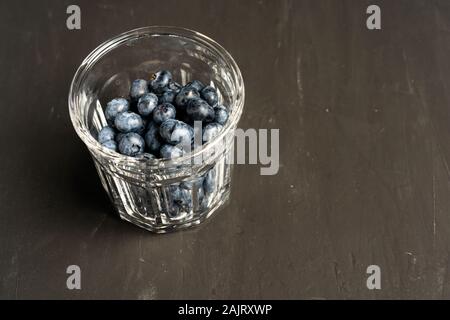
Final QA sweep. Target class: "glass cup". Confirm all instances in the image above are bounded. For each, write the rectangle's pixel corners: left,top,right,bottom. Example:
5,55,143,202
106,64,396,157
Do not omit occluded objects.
68,26,244,233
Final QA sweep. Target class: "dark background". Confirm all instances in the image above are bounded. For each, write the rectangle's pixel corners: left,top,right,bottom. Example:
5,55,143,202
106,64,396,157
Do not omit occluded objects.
1,0,450,299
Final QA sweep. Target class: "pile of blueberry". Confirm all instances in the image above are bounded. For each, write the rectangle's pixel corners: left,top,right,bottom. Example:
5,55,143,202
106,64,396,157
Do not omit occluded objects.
97,70,229,160
96,70,229,216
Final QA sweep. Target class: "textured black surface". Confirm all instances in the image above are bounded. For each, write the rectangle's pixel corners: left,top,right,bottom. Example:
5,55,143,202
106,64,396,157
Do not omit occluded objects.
1,0,450,299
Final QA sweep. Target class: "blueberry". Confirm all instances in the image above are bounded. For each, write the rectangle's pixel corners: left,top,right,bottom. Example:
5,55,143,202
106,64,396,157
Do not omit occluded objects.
98,126,116,144
203,168,216,194
164,178,206,212
144,121,162,154
169,184,182,202
160,144,184,159
136,153,156,161
118,133,145,157
130,79,149,100
137,93,158,117
185,80,205,92
159,90,176,104
168,185,188,219
174,87,200,109
168,81,182,93
150,70,172,94
201,86,218,106
214,104,229,125
159,119,176,142
180,176,204,190
140,118,148,134
197,186,205,205
186,98,215,122
115,132,126,143
105,98,129,124
159,119,194,147
101,140,117,151
153,103,176,124
202,122,223,143
114,111,145,133
179,178,205,208
167,202,181,218
175,187,192,210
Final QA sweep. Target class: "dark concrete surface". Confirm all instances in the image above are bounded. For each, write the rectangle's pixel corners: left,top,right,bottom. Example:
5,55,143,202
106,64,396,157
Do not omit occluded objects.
1,0,450,299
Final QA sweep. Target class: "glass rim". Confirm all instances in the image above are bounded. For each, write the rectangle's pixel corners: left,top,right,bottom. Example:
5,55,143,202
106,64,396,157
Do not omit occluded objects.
68,26,245,168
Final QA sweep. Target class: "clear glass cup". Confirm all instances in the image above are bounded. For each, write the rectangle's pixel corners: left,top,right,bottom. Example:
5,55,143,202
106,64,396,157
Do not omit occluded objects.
68,26,244,233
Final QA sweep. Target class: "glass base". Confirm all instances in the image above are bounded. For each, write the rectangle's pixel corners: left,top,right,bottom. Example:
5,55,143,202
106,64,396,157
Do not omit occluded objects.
116,191,230,233
93,153,233,233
